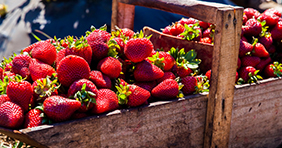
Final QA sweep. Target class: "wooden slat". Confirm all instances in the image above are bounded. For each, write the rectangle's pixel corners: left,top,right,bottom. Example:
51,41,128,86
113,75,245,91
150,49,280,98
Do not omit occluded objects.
204,7,243,148
17,95,208,148
229,78,282,148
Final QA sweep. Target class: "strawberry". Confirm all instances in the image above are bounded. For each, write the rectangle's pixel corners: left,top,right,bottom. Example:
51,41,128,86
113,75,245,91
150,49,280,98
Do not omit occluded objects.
97,57,122,79
239,40,253,57
199,21,209,30
170,22,185,36
91,89,119,114
237,57,241,70
270,21,282,41
156,71,176,84
22,41,40,55
162,26,172,35
89,70,112,89
23,108,45,128
11,54,31,81
241,56,261,67
43,95,81,122
178,18,198,26
68,79,98,113
151,79,179,100
31,41,57,65
88,41,109,62
181,76,197,95
0,94,10,105
116,84,150,107
267,45,276,54
200,37,212,44
256,57,272,72
243,18,262,37
238,66,262,84
202,28,213,39
264,62,282,78
205,70,211,81
258,11,279,27
29,58,56,82
258,35,273,50
147,51,175,72
59,36,92,64
119,28,135,39
0,101,24,129
134,60,164,82
124,31,154,63
32,76,59,103
252,42,269,58
113,37,125,55
244,8,260,20
57,55,90,87
86,25,111,44
134,81,157,92
243,14,248,25
6,76,33,112
264,8,281,17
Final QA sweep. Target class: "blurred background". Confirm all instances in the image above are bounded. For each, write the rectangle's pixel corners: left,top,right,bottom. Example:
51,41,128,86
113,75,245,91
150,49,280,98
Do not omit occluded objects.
0,0,281,59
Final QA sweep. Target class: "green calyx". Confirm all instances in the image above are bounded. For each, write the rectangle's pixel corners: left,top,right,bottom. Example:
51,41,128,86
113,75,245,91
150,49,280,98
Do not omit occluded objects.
71,83,97,109
180,23,200,41
169,47,201,70
194,75,210,94
132,30,152,40
85,24,107,37
0,53,16,70
65,35,89,51
271,61,282,77
0,76,9,94
107,37,120,58
34,75,60,102
147,52,165,70
115,79,131,105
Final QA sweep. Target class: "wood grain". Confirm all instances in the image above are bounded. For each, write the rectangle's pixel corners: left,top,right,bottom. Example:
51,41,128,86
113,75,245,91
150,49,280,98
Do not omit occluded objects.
14,94,208,148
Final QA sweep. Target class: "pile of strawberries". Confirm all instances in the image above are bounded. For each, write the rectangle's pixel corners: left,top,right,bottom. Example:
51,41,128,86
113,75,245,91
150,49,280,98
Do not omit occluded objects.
161,17,214,44
0,25,209,129
163,7,282,84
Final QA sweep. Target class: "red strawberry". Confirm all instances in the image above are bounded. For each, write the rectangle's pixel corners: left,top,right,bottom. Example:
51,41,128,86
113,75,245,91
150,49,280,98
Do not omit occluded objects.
134,60,164,82
60,36,92,64
202,28,213,39
244,8,260,20
241,56,261,67
258,11,279,27
147,51,175,72
57,55,90,87
239,40,253,57
259,35,273,50
0,101,24,129
88,41,109,62
271,21,282,41
170,22,185,36
43,95,81,122
134,81,157,92
0,94,10,105
162,26,172,35
264,62,282,78
205,70,211,81
178,18,198,26
175,65,193,78
68,79,98,113
156,71,176,84
11,54,31,81
151,79,179,100
97,57,122,79
243,14,248,24
267,45,276,54
29,58,56,82
238,66,261,83
252,42,269,58
89,70,112,89
200,37,212,44
23,108,45,128
256,57,272,72
117,84,150,107
124,34,154,63
6,77,33,112
22,41,40,54
199,21,209,30
32,76,59,103
91,89,119,114
31,41,57,65
120,28,135,38
243,18,262,37
264,8,281,17
86,26,111,44
237,57,241,70
181,76,197,95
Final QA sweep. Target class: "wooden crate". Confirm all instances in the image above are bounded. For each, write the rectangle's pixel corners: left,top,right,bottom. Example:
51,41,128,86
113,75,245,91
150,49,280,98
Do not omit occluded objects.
0,0,243,147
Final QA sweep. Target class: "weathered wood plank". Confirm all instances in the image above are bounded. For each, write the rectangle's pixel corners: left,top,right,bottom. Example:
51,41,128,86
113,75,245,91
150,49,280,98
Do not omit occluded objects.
204,7,243,148
229,78,282,148
143,26,213,73
16,94,208,148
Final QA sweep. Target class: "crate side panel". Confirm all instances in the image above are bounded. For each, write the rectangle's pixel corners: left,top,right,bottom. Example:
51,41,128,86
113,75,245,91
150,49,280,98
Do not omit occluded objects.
230,79,282,148
23,96,207,148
